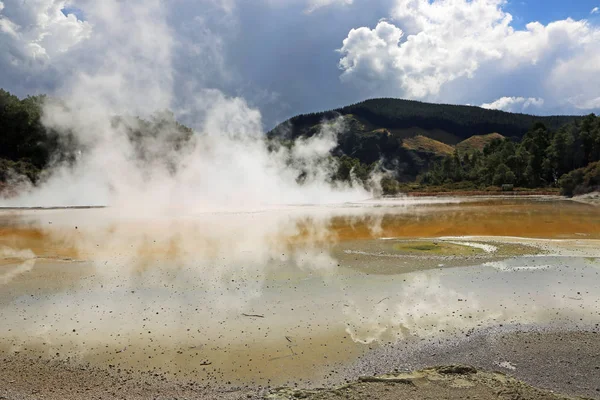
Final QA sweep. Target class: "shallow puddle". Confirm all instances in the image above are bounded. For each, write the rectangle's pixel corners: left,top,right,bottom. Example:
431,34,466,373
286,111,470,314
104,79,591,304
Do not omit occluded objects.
1,197,600,386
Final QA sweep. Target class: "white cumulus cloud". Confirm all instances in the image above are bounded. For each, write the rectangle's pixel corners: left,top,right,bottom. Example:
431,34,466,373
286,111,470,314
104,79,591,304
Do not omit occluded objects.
592,7,599,14
338,21,406,88
481,97,544,112
0,0,91,67
338,0,600,112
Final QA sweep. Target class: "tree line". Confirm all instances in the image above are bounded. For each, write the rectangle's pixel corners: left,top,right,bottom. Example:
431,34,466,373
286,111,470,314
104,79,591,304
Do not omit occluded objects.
421,116,600,196
0,89,193,185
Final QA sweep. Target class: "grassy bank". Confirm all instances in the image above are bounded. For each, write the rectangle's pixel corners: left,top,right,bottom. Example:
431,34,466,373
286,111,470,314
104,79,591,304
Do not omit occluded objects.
391,183,561,197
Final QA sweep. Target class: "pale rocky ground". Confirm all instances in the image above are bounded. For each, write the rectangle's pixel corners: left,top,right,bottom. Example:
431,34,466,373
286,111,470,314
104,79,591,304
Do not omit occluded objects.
2,329,600,400
269,365,585,400
573,192,600,206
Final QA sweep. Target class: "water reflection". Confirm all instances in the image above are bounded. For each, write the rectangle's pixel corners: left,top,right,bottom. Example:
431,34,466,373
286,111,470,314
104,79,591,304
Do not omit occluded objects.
1,198,600,386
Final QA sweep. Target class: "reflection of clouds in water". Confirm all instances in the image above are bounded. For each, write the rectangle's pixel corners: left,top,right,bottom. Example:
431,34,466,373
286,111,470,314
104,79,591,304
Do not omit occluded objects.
341,258,600,344
2,207,600,383
484,260,551,272
0,246,36,285
0,209,344,358
342,273,486,344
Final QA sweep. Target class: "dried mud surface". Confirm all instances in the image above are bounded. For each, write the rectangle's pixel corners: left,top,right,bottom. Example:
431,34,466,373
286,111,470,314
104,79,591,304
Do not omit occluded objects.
2,329,599,400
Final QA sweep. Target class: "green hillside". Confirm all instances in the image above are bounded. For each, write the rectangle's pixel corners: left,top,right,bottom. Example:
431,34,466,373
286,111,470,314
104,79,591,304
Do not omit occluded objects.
270,98,579,141
267,98,581,181
268,98,582,182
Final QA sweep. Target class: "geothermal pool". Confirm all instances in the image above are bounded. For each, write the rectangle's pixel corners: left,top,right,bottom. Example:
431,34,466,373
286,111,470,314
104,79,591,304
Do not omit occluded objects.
1,197,600,388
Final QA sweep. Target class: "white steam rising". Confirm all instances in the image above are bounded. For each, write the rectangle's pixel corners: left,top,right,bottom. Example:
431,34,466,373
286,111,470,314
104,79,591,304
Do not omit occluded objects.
0,0,369,211
0,3,379,382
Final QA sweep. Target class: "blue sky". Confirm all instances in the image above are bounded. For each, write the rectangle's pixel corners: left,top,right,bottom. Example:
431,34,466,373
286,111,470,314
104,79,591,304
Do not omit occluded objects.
2,0,600,130
60,5,84,20
506,0,599,28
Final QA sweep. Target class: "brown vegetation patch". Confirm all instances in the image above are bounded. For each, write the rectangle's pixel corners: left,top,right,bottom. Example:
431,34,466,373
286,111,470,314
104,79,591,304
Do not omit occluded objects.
402,135,455,156
456,132,504,152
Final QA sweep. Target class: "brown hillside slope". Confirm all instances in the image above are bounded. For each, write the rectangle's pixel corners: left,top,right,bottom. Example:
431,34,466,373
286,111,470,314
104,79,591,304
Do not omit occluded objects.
402,135,455,156
456,133,505,152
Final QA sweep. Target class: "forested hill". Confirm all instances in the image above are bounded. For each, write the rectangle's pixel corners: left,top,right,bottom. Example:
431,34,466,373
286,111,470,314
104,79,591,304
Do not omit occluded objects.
266,98,586,184
269,98,580,142
1,89,596,197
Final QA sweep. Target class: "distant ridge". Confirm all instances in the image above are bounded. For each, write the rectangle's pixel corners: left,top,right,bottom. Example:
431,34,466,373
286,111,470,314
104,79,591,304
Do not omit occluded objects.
269,98,580,141
268,98,584,181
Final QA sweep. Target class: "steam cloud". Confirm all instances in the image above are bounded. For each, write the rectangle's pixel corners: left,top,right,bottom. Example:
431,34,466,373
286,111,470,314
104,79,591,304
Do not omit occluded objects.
0,2,378,382
0,0,370,211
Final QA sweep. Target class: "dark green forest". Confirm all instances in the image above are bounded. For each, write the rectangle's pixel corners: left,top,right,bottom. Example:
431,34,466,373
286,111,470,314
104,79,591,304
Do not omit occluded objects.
0,90,60,183
1,89,599,197
270,98,579,141
0,89,193,186
422,117,600,196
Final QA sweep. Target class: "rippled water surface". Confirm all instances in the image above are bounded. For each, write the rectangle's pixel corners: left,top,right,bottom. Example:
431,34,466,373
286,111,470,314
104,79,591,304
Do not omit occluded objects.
1,197,600,386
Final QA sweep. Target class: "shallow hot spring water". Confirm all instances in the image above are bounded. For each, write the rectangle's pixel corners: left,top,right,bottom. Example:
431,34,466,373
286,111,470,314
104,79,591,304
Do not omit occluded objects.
1,197,600,387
